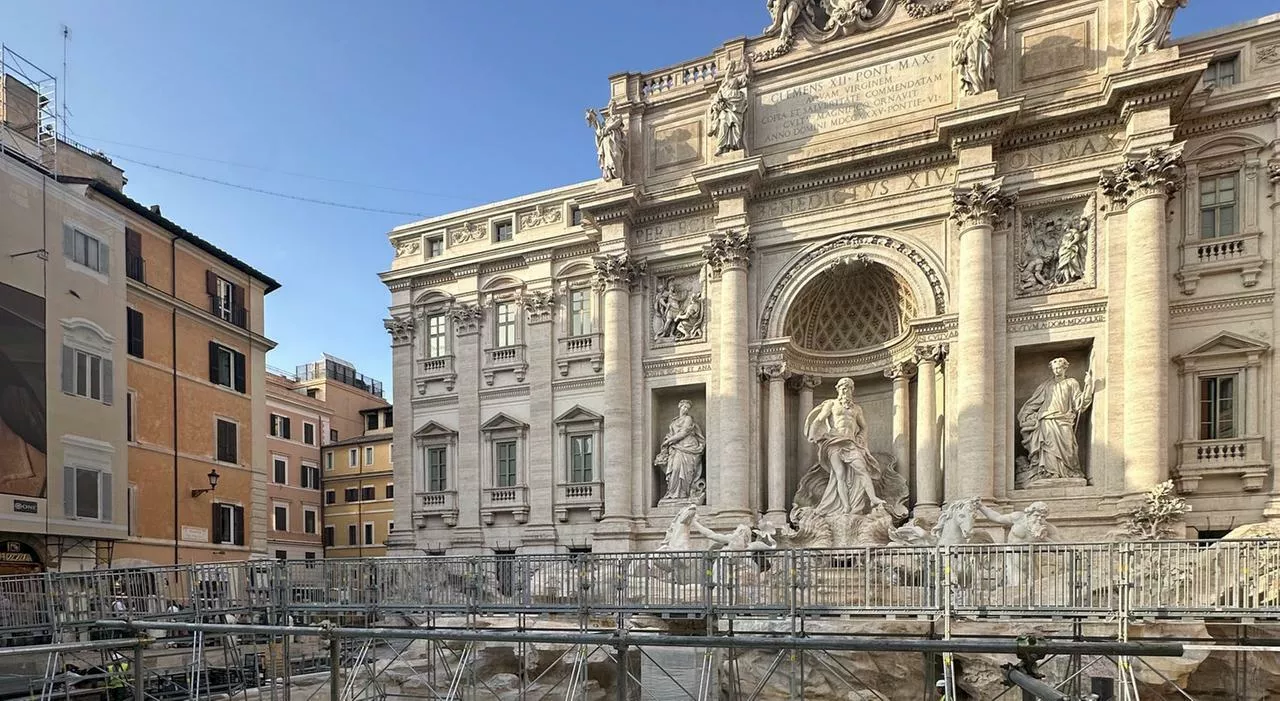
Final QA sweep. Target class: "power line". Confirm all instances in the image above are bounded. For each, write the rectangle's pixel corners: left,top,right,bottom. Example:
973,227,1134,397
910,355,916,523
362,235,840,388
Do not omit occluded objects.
70,130,476,202
106,154,431,218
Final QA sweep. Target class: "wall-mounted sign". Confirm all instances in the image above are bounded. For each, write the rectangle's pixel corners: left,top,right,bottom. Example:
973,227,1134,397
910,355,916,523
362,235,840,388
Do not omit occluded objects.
181,525,209,543
12,500,37,514
0,541,39,564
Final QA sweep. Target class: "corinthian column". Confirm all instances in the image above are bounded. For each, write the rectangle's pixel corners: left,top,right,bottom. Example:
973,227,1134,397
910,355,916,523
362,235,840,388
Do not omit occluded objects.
762,363,791,522
1100,145,1184,493
593,253,645,524
885,361,916,480
949,179,1016,500
706,230,754,518
913,344,946,515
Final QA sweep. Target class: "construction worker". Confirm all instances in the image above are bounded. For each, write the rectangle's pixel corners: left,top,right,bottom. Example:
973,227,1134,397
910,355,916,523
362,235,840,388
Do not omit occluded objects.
935,679,949,700
106,653,131,701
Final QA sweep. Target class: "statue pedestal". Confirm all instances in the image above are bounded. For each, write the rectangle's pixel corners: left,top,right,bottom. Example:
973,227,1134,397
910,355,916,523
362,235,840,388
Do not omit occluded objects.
1017,477,1087,497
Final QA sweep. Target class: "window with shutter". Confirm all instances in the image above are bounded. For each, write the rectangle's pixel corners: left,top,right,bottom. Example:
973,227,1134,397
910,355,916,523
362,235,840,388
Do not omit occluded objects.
126,309,144,358
216,420,238,463
347,524,357,545
281,417,291,440
233,506,245,546
212,503,226,543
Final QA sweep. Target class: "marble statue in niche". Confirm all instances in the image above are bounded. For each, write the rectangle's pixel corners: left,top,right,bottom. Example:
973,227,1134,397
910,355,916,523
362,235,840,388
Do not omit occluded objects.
1015,357,1097,488
707,61,750,156
652,273,706,344
796,377,908,518
586,103,626,182
952,0,1010,96
656,400,707,504
1017,196,1095,296
1125,0,1187,65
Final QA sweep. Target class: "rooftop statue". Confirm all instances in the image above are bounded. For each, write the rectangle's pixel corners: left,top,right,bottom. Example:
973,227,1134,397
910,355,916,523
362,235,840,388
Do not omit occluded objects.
1125,0,1188,65
707,62,750,156
585,103,626,182
952,0,1010,96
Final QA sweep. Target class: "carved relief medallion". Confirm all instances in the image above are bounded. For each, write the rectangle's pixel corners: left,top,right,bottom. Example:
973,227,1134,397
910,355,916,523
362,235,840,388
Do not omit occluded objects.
1013,195,1097,297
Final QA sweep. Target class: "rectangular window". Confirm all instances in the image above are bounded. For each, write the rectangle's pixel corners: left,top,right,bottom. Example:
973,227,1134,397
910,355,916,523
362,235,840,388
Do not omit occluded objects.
361,486,375,501
329,428,338,442
365,446,375,465
366,414,379,432
348,449,358,467
569,288,591,337
208,342,246,392
388,521,394,535
427,236,444,257
570,435,594,483
494,219,513,242
426,314,448,358
325,490,336,505
324,526,335,547
571,207,583,226
271,414,283,437
344,487,359,502
126,308,144,358
304,509,317,534
1199,375,1237,440
427,447,448,492
216,419,238,463
127,483,137,535
304,551,316,561
495,549,516,596
495,440,518,488
1199,173,1239,239
325,452,334,470
273,505,288,531
494,302,517,348
385,484,394,500
347,524,357,545
65,467,107,520
212,503,245,545
63,347,111,404
273,457,287,485
301,464,321,490
275,550,287,560
384,410,393,429
1204,56,1238,89
126,229,144,283
364,522,375,545
303,423,316,446
64,225,109,274
214,277,236,323
126,391,136,442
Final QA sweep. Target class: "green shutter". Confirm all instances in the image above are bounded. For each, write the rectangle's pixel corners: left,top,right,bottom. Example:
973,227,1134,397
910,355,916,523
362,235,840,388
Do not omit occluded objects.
63,467,76,517
61,345,75,395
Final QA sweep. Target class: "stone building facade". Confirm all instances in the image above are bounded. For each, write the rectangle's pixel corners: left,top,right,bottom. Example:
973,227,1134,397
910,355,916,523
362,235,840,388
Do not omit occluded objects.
382,2,1280,553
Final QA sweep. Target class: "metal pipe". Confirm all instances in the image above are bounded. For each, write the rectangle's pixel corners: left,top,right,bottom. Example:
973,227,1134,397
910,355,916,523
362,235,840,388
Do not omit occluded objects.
1005,667,1068,701
95,621,1185,657
329,631,339,701
133,639,145,701
0,637,146,658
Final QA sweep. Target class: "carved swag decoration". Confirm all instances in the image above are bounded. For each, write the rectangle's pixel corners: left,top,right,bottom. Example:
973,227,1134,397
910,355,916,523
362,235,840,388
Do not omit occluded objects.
755,0,897,61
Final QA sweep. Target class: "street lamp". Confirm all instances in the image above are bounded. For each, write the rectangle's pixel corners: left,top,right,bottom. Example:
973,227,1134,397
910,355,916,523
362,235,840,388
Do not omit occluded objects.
191,469,220,498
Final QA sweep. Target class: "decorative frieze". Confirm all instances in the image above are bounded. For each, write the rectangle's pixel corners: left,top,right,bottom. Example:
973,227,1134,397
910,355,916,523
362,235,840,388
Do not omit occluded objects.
449,221,486,245
906,0,955,18
1006,301,1107,333
592,252,645,292
518,204,563,230
950,179,1017,229
1258,42,1280,66
384,317,414,346
393,238,420,259
643,353,712,378
1098,144,1185,209
1171,291,1274,317
448,304,484,335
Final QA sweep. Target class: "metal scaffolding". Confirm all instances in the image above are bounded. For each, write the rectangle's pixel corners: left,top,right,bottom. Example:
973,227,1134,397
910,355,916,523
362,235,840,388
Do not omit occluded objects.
0,538,1275,699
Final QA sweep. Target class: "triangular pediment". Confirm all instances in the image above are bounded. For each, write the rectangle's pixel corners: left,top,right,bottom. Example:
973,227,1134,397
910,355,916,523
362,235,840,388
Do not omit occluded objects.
554,405,604,425
480,412,528,432
1179,332,1270,362
413,420,457,439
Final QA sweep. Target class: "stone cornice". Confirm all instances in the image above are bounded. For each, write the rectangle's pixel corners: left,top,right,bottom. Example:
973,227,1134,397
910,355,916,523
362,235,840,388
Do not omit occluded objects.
1175,104,1276,140
754,150,955,202
1171,291,1274,317
692,157,766,200
1000,116,1124,152
577,185,643,225
1007,301,1108,333
936,96,1024,152
642,352,712,378
1101,50,1210,122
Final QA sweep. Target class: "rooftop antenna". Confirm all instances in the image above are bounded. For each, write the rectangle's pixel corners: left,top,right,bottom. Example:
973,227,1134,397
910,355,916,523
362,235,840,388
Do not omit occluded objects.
60,24,71,128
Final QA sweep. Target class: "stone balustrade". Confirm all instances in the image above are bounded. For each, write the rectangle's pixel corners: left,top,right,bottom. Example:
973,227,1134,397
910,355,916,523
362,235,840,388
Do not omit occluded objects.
554,481,605,522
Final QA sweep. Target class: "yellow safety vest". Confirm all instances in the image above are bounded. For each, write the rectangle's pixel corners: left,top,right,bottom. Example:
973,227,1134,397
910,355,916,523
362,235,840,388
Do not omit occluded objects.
107,661,130,688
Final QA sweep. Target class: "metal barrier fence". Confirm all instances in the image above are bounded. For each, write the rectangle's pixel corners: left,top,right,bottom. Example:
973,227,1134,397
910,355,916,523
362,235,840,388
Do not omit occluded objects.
3,539,1277,641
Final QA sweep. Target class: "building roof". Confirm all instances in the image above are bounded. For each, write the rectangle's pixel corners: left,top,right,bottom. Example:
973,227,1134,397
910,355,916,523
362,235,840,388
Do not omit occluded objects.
60,177,282,293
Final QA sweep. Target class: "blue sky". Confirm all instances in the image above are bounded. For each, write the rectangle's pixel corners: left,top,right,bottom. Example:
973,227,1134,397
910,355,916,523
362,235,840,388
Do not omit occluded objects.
4,2,1269,396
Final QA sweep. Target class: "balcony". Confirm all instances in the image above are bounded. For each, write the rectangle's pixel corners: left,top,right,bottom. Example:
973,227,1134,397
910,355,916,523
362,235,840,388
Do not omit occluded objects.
415,491,458,527
556,333,603,376
126,253,146,284
1175,436,1269,493
209,296,248,330
482,345,527,386
416,355,456,394
555,481,604,522
1176,231,1264,294
481,486,529,525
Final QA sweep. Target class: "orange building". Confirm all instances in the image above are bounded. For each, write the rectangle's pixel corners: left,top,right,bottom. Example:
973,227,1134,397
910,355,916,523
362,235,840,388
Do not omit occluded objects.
265,371,331,561
67,181,280,566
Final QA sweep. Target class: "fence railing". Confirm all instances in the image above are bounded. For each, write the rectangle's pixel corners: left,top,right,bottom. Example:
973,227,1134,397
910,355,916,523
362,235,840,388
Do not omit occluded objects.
4,540,1277,640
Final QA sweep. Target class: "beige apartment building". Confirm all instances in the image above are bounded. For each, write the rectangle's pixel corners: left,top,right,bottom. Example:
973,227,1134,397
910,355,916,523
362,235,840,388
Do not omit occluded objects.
382,4,1280,555
322,405,394,558
0,80,129,572
265,371,331,561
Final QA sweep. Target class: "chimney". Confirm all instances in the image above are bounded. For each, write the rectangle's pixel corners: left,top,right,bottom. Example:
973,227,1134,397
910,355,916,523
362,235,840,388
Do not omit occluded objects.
149,205,162,215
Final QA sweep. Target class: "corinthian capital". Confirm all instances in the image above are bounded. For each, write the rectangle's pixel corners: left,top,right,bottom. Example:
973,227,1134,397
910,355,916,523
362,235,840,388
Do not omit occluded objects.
950,179,1017,230
914,343,949,365
1098,144,1185,209
520,290,557,324
703,230,753,272
884,360,917,381
448,303,484,335
383,316,414,347
592,252,646,291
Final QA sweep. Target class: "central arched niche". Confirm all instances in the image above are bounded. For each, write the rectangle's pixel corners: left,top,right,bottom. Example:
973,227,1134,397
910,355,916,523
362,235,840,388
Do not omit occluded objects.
783,260,918,354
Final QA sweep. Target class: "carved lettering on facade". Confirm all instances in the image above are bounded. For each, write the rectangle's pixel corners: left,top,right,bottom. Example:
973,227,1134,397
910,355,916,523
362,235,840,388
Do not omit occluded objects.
754,47,952,147
752,165,955,221
632,214,716,245
1000,132,1122,172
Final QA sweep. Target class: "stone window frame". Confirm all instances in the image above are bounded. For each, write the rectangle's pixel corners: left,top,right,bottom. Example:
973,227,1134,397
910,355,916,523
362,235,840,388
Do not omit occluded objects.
480,413,529,490
553,262,604,376
413,421,457,495
480,277,529,384
1203,53,1239,90
554,405,604,486
1173,331,1270,493
490,215,515,244
413,291,456,361
1176,135,1266,294
61,434,115,523
61,318,116,406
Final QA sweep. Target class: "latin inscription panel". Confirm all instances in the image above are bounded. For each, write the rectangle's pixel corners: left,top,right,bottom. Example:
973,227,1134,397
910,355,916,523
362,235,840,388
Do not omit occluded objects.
755,47,951,148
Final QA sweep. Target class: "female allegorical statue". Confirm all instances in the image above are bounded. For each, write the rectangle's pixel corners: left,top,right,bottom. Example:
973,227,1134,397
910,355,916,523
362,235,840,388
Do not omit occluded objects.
951,0,1009,96
656,400,706,502
795,377,907,516
1016,357,1096,486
